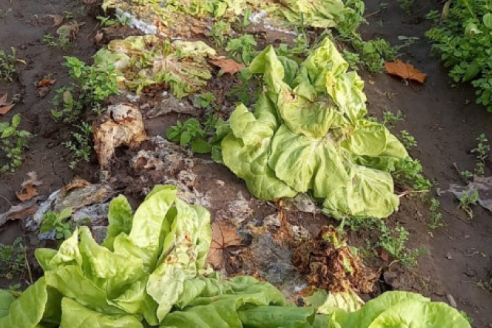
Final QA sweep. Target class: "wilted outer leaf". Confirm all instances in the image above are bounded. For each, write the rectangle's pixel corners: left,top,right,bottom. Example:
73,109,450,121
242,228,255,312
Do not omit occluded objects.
210,58,245,75
384,60,427,84
94,35,213,98
207,221,242,268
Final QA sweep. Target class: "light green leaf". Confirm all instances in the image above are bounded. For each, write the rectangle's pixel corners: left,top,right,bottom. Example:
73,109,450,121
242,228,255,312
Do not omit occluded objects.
103,195,133,251
0,278,48,328
59,298,143,328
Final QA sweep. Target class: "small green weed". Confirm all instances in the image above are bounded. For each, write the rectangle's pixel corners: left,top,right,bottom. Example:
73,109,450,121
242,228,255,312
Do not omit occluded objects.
40,207,74,240
166,119,212,154
0,114,34,173
377,222,426,267
458,190,479,219
400,130,417,149
398,0,414,14
342,50,361,70
426,2,492,112
210,21,231,48
64,122,92,169
236,7,252,31
196,92,217,110
228,67,255,105
226,34,257,65
461,133,490,178
0,47,18,82
97,13,130,27
382,110,404,128
394,158,432,191
471,133,490,163
0,238,27,280
0,7,12,23
52,57,120,122
43,33,71,52
459,310,473,324
428,198,446,229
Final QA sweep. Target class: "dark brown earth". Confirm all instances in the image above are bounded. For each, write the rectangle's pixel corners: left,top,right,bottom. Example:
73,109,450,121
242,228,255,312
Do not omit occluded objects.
0,0,491,326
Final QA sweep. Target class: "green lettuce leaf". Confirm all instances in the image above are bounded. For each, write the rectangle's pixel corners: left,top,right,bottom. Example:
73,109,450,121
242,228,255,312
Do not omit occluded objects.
59,298,143,328
221,38,410,219
0,291,15,320
0,278,48,328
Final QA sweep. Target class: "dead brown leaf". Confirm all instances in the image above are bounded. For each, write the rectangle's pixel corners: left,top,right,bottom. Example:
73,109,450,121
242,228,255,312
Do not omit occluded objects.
207,221,242,269
384,60,427,84
47,14,64,27
16,172,43,202
210,58,245,75
0,93,15,115
38,78,56,87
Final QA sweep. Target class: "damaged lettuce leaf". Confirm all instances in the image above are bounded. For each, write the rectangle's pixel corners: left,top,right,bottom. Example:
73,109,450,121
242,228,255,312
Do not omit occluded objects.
94,35,214,98
0,186,472,328
220,38,409,219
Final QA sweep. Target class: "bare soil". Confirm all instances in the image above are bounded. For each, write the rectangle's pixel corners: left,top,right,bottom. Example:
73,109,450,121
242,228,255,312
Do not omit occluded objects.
0,0,491,327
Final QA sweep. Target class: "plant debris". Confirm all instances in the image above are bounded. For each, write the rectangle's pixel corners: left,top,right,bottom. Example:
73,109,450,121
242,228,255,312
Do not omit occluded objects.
292,227,378,294
210,57,245,75
384,60,427,84
15,172,42,202
207,220,243,269
0,93,15,115
93,103,147,170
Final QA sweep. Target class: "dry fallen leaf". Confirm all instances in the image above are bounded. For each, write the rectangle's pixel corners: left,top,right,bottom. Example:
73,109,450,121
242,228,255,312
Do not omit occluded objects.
207,221,242,268
16,172,43,202
384,60,427,84
38,78,56,87
210,58,245,75
47,14,64,27
0,93,15,115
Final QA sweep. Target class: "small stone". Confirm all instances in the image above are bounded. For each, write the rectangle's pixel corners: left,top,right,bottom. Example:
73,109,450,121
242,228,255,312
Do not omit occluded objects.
445,252,452,260
446,294,457,308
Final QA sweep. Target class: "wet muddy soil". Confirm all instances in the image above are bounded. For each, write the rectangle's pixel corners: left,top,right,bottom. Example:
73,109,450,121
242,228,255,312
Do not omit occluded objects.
0,0,491,326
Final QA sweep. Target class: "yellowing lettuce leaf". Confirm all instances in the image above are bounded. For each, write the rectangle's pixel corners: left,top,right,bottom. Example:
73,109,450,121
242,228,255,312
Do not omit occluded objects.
94,35,213,98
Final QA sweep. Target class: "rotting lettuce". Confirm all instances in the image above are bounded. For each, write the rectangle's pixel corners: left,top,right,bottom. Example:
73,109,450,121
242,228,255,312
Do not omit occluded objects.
0,186,473,328
93,35,214,98
220,38,409,219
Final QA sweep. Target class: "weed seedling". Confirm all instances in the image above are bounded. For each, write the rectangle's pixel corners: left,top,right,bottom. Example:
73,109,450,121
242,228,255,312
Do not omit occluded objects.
236,7,252,31
0,114,34,173
43,34,72,52
428,198,446,229
0,238,27,280
0,7,12,23
398,0,414,14
64,122,92,169
166,119,212,154
393,157,432,191
210,21,231,48
52,57,120,122
226,34,257,65
0,47,19,82
459,310,473,324
377,222,426,267
40,207,74,240
382,110,404,128
458,189,479,219
400,130,417,149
